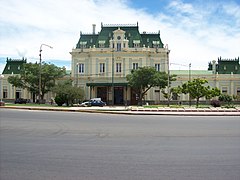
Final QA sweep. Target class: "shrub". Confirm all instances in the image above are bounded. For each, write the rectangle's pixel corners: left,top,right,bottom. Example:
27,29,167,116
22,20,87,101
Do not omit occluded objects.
219,94,233,106
210,100,221,107
54,95,65,106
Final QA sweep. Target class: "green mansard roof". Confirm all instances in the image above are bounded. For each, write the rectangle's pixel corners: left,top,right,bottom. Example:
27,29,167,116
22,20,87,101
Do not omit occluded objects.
2,57,27,74
208,57,240,74
76,23,164,49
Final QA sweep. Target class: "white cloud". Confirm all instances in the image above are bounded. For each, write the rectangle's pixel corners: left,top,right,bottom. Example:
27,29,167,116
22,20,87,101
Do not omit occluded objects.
0,0,239,73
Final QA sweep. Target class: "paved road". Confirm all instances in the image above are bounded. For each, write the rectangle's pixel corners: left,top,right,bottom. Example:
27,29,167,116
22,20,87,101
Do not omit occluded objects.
0,109,240,180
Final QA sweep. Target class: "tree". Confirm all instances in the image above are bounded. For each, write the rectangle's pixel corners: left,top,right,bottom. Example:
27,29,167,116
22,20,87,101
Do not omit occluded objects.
8,62,66,101
219,94,233,107
157,73,177,105
162,86,181,103
179,78,220,107
126,67,173,106
126,67,157,105
52,80,85,106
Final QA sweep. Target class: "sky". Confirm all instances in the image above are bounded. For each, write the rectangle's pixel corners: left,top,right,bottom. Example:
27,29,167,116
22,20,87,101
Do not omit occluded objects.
0,0,240,73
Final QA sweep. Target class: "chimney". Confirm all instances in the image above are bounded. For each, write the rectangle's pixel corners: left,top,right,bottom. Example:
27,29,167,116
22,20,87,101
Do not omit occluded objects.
212,60,216,74
92,24,96,34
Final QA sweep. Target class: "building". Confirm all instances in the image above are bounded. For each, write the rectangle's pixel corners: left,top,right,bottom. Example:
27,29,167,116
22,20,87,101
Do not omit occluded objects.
170,57,240,103
70,23,170,105
1,23,239,105
1,58,29,101
0,57,70,103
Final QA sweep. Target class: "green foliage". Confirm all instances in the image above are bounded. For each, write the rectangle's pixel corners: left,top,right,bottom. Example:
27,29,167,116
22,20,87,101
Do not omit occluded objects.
7,62,66,100
54,94,66,106
52,80,85,106
126,67,157,105
219,94,233,106
162,86,180,100
126,67,175,106
179,78,221,107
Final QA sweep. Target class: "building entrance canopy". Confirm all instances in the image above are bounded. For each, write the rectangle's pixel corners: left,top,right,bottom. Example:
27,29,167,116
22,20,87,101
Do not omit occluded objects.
86,82,128,87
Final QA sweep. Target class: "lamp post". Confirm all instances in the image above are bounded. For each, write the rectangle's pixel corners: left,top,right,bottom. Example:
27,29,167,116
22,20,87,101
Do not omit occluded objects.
112,49,114,106
39,44,52,103
167,49,170,107
0,74,4,102
189,63,191,106
75,63,79,87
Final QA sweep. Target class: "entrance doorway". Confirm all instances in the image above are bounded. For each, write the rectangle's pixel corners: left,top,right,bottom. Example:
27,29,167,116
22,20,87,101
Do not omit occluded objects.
97,87,107,102
114,87,124,105
130,89,138,105
15,91,21,99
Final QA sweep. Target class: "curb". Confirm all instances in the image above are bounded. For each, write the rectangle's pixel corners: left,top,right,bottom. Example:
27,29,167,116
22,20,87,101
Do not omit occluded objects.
1,106,240,116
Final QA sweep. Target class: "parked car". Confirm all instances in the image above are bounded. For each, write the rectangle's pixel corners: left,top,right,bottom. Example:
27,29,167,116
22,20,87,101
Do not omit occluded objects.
79,100,106,107
14,98,27,104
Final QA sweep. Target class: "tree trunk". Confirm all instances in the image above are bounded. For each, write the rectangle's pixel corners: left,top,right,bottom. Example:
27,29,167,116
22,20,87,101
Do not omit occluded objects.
196,98,199,108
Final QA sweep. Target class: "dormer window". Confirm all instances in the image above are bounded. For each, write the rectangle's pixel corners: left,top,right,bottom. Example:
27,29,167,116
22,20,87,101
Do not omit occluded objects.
80,41,87,49
153,41,160,48
133,40,140,48
99,40,105,48
18,65,21,70
8,65,10,70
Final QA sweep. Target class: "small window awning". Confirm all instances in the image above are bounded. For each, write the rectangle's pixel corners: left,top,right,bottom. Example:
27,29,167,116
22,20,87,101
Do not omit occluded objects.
80,41,87,45
86,82,128,87
152,41,160,45
133,40,140,44
98,40,105,44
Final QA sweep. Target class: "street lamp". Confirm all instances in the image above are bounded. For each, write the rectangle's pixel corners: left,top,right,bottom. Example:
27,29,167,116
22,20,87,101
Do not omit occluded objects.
189,63,191,106
112,49,114,106
0,74,4,102
167,48,170,107
39,44,53,103
75,63,79,87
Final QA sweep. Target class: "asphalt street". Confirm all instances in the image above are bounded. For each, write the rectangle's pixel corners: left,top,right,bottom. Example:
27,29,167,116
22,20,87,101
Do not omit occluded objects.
0,109,240,180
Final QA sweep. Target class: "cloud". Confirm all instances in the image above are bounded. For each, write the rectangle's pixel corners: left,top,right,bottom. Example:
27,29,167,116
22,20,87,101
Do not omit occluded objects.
0,0,239,73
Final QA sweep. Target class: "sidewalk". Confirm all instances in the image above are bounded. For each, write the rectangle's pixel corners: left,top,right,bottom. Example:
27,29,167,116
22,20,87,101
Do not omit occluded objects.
1,105,240,116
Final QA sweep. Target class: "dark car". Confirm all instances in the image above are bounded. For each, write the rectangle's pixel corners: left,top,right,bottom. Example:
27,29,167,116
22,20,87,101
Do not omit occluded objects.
14,98,27,104
80,100,106,107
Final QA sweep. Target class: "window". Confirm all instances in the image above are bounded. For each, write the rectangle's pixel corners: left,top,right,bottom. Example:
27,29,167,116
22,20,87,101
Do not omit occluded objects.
117,43,121,51
116,63,121,73
222,87,227,94
133,63,138,70
78,63,84,73
237,87,240,96
155,64,160,71
99,44,105,48
3,86,7,98
80,41,87,49
153,41,160,48
134,43,140,48
100,63,105,73
99,40,105,48
133,40,140,48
